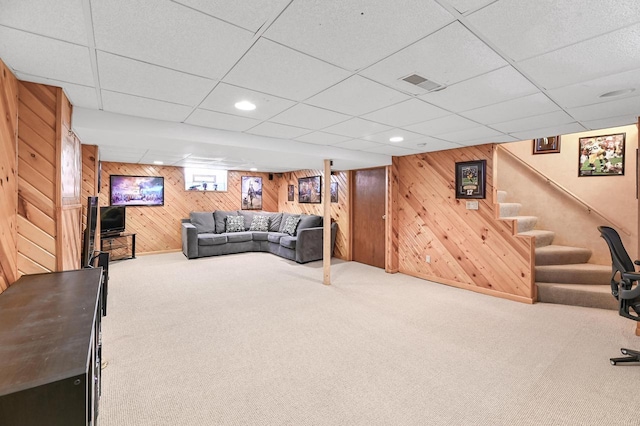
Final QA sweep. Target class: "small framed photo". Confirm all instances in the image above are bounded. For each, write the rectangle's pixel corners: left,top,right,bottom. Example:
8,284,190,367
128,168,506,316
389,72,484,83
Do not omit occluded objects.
298,176,321,204
330,182,338,203
287,184,294,202
241,176,262,210
578,133,625,176
455,160,486,199
533,136,560,154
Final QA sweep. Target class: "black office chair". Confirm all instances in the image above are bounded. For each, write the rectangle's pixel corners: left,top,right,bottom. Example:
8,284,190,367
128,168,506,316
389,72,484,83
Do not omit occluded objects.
598,226,640,365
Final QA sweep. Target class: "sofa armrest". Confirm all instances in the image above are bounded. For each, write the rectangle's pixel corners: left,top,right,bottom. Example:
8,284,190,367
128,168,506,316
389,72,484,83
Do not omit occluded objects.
295,222,338,263
182,222,199,259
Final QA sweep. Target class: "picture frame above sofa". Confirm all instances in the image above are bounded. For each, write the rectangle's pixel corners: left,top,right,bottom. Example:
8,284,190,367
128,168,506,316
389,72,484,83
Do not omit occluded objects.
241,176,262,210
298,176,321,204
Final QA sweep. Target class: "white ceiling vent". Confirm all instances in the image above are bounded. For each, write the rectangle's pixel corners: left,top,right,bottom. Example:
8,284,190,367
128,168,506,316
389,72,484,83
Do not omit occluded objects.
401,74,444,92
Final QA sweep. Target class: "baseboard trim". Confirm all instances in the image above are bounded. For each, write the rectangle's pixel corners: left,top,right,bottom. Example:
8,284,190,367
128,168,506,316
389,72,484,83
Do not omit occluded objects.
137,249,181,256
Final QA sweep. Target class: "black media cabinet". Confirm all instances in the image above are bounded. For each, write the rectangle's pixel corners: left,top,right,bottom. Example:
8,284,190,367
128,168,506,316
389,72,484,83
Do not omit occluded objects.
101,232,136,260
0,268,104,426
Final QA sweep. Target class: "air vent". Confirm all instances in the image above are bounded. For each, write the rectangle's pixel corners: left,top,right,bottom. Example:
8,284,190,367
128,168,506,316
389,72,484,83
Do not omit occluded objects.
401,74,444,92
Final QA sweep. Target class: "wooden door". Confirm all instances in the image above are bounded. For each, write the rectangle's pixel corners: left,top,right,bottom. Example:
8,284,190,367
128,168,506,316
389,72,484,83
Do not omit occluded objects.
352,167,386,268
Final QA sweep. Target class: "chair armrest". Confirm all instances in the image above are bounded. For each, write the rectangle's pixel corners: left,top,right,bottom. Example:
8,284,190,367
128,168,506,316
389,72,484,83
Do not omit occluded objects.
181,222,199,259
620,271,640,300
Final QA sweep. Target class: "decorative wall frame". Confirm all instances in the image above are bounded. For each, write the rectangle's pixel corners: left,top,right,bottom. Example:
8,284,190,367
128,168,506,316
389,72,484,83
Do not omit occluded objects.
287,184,294,202
455,160,486,199
298,176,322,204
330,182,338,203
578,133,625,176
241,176,262,210
533,136,561,154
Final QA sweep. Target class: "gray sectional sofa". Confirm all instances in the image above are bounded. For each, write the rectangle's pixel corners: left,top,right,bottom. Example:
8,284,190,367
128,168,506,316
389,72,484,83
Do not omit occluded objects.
181,210,337,263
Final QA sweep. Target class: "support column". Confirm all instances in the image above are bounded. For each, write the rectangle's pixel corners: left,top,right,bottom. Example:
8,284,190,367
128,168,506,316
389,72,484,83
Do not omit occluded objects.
323,159,331,285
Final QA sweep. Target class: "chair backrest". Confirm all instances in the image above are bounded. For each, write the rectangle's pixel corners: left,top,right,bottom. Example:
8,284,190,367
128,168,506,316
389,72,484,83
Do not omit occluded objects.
598,226,634,274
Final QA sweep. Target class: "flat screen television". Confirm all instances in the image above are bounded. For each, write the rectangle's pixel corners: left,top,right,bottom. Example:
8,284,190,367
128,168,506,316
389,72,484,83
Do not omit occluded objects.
81,196,99,268
100,206,126,236
110,175,164,206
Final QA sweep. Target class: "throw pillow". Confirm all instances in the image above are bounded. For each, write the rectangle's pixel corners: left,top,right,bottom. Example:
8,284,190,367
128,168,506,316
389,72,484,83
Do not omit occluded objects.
249,215,270,232
281,216,301,236
225,215,245,233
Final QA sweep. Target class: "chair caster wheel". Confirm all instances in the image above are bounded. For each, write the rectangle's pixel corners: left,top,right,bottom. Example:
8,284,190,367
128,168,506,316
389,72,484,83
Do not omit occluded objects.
621,349,628,355
611,360,616,365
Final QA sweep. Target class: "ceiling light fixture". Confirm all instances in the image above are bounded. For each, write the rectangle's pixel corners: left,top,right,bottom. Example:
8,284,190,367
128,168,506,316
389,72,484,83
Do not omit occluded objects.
250,167,258,172
153,161,164,165
389,136,404,143
235,100,256,111
599,88,635,98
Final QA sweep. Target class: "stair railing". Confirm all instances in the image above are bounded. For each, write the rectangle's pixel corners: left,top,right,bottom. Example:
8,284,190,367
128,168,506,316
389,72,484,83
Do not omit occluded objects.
496,145,632,236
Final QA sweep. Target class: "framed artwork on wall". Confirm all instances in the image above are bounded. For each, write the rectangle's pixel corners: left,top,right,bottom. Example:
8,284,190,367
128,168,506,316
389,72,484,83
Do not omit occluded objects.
330,182,338,203
578,133,625,176
287,184,294,201
455,160,486,199
298,176,321,204
241,176,262,210
533,136,561,154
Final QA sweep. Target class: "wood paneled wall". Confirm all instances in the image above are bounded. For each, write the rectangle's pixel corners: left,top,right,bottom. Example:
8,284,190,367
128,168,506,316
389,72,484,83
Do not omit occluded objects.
276,169,349,260
81,145,100,233
395,144,534,303
0,59,19,293
99,162,278,254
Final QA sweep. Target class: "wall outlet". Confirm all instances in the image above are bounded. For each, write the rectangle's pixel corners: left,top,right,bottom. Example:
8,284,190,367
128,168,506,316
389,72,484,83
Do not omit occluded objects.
425,255,431,263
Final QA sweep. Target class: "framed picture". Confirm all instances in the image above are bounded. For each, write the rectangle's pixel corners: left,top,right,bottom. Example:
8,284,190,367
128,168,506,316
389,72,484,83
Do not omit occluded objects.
298,176,322,204
455,160,486,199
330,182,338,203
110,175,164,206
241,176,262,210
287,184,294,202
578,133,625,176
533,136,560,154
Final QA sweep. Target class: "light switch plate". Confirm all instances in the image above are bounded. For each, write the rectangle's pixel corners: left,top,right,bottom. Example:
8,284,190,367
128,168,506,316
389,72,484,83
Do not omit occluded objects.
466,201,479,210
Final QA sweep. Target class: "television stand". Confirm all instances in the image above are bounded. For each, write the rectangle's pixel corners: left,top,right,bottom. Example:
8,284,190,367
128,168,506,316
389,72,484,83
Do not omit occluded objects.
100,232,136,260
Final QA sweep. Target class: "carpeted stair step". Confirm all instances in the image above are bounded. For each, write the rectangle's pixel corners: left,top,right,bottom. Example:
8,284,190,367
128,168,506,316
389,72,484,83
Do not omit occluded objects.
535,245,592,265
501,216,538,233
537,283,618,311
497,190,508,203
519,230,555,248
535,263,610,285
499,202,521,218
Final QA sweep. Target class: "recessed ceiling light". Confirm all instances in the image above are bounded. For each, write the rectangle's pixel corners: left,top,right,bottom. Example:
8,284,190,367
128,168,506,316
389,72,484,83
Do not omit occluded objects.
153,161,164,165
599,88,635,98
389,136,404,143
250,167,258,172
235,100,256,111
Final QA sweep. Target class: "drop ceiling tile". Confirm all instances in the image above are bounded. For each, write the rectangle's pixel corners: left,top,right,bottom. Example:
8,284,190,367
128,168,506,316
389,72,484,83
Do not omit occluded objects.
185,108,261,132
101,91,193,122
446,0,496,14
264,0,453,71
0,26,94,86
362,129,426,144
322,118,392,138
547,68,640,109
491,111,576,134
295,132,352,146
199,83,296,120
360,22,507,94
582,115,638,131
468,0,640,61
97,52,215,106
92,0,254,79
509,122,587,141
332,139,384,151
460,134,518,145
246,122,311,139
405,114,478,136
270,104,350,130
566,95,640,122
408,137,461,152
436,126,504,143
419,66,539,112
363,145,423,156
518,23,640,90
362,98,450,127
172,0,291,32
0,0,87,44
223,38,351,101
460,93,560,124
305,75,410,116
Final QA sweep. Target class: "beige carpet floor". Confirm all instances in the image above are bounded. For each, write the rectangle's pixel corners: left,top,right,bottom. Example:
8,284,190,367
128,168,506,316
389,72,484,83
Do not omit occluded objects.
99,252,640,426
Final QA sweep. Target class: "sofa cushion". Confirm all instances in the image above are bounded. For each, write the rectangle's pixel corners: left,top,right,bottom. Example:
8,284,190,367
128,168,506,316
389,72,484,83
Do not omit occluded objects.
190,212,216,234
281,216,301,236
267,232,287,244
225,215,245,233
237,210,256,230
198,233,227,246
214,210,238,234
226,231,253,243
279,213,300,233
249,215,270,231
279,235,297,250
297,214,322,232
251,231,268,241
263,212,283,232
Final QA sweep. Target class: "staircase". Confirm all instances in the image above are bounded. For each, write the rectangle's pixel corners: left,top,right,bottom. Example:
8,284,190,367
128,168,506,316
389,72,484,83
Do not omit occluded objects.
497,190,617,310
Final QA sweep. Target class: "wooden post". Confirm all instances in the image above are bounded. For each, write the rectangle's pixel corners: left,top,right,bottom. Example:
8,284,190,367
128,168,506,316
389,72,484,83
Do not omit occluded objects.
323,159,331,285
